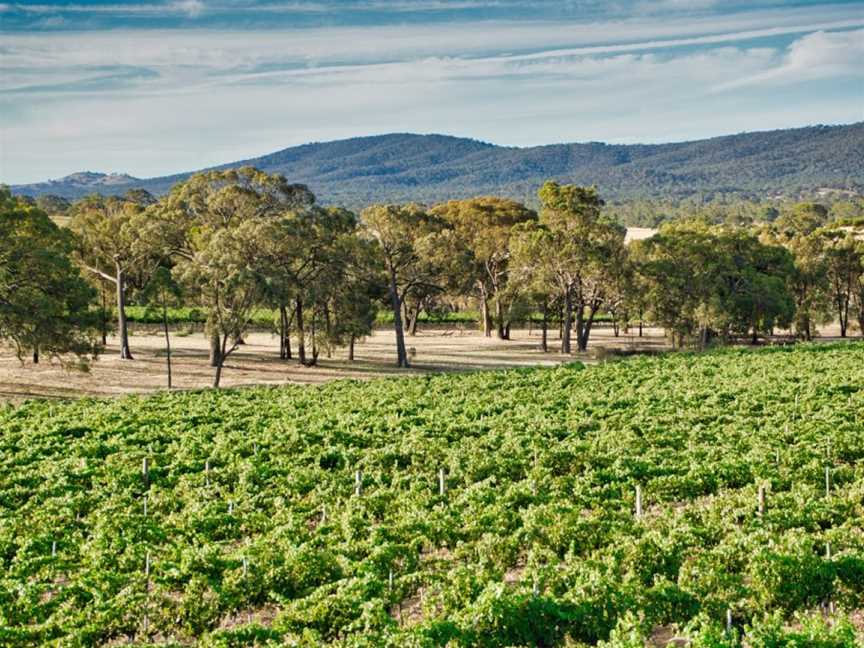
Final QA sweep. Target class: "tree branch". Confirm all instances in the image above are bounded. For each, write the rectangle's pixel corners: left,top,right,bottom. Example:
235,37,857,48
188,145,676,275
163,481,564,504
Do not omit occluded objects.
81,263,117,284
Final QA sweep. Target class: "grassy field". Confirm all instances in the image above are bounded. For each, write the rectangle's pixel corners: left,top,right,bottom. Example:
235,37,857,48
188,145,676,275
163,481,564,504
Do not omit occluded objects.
122,306,613,328
1,344,863,646
123,306,484,328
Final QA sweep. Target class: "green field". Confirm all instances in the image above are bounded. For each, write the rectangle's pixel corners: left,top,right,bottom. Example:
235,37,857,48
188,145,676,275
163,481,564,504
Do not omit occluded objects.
123,305,611,328
1,344,863,646
123,305,478,329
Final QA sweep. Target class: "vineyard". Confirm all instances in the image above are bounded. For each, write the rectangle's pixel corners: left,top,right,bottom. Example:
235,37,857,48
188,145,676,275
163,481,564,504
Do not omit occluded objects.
1,344,863,646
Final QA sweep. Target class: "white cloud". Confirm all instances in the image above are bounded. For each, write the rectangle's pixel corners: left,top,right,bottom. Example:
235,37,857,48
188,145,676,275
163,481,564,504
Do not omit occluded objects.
712,28,864,91
173,0,205,18
5,2,206,15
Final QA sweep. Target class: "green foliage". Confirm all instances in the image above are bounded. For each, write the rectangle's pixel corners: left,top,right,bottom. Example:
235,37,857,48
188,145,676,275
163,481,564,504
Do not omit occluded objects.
634,222,795,345
1,344,862,645
0,187,99,364
746,612,858,648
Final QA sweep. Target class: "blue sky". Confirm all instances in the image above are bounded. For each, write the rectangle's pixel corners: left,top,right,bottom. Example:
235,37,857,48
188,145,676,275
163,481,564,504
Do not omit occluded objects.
1,0,863,183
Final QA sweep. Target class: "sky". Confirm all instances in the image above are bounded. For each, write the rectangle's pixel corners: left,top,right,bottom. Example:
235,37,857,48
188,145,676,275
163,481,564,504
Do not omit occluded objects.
1,1,863,184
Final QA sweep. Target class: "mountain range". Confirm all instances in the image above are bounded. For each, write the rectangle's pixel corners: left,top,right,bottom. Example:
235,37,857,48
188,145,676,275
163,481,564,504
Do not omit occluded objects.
10,123,864,206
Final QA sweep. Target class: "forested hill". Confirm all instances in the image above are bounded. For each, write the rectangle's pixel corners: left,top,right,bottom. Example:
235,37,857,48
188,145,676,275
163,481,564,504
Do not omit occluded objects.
12,122,864,206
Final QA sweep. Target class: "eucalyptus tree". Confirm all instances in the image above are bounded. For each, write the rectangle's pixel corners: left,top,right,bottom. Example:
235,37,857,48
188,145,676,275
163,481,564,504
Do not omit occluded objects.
312,229,383,362
511,182,625,353
637,222,795,346
173,220,272,387
710,227,795,343
632,220,718,347
853,238,864,338
274,206,364,366
0,188,99,366
819,227,862,338
361,203,450,367
152,167,314,385
69,194,157,359
766,204,831,340
431,196,537,339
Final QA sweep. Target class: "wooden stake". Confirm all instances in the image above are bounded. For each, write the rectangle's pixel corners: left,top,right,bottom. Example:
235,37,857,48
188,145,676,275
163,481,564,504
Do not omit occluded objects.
388,569,394,593
825,542,831,559
51,541,56,558
321,504,327,523
242,556,248,579
205,459,210,485
142,457,149,487
757,485,766,517
726,608,732,633
825,466,830,497
438,468,445,496
355,470,362,496
635,485,643,520
228,500,234,514
143,551,151,635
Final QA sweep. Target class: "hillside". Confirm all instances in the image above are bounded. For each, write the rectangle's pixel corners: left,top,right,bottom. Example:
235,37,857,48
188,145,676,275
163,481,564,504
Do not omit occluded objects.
1,344,862,645
10,123,864,206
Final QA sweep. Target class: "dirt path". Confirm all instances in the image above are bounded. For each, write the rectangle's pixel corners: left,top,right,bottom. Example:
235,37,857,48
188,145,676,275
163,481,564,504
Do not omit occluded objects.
0,326,670,402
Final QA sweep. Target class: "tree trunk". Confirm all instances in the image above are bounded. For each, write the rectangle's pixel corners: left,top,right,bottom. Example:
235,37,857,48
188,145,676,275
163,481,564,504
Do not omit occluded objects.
279,304,290,360
209,331,221,367
162,299,172,389
561,290,573,354
495,299,509,340
389,271,409,367
213,334,228,388
577,305,597,352
348,335,355,362
480,288,492,337
100,288,108,346
751,327,759,345
324,305,332,358
838,296,849,338
541,301,548,352
408,301,420,337
306,314,319,367
295,298,306,365
32,348,39,364
574,302,584,352
116,265,133,360
402,300,411,333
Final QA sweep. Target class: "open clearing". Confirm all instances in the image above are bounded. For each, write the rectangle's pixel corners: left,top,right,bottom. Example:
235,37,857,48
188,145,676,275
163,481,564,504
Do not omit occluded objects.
1,323,851,402
0,325,674,401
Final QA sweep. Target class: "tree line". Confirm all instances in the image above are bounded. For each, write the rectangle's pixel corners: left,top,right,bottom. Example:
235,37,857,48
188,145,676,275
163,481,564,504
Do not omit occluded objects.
2,169,863,387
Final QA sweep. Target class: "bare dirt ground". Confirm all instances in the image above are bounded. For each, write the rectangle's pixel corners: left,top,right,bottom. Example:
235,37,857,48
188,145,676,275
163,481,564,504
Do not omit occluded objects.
0,324,672,402
1,322,853,403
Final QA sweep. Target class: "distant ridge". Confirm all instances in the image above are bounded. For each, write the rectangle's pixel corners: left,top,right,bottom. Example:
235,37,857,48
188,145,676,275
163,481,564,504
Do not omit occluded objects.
10,123,864,206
